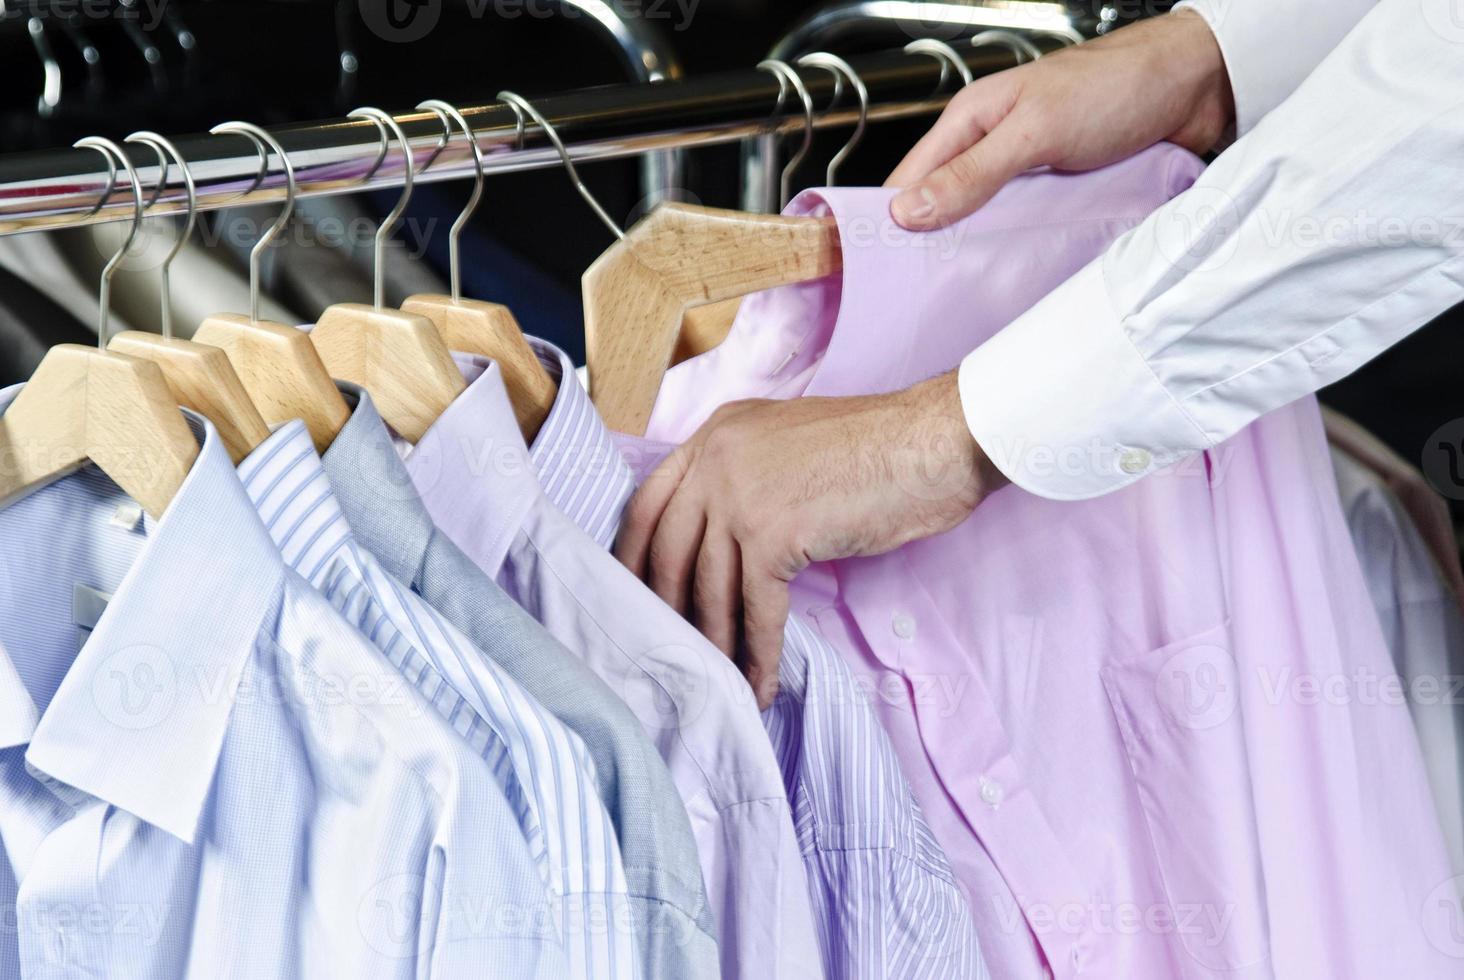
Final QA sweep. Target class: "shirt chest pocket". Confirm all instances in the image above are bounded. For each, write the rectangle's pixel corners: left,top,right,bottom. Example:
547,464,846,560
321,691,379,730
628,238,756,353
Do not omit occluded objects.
1100,620,1277,979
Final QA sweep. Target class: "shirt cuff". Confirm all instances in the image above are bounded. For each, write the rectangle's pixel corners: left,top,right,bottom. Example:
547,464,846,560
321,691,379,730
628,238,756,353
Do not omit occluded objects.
957,259,1213,501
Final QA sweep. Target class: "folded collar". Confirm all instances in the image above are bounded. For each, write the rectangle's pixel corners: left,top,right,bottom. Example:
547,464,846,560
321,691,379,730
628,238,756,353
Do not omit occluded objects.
321,384,438,588
524,339,637,551
0,383,285,844
398,354,538,578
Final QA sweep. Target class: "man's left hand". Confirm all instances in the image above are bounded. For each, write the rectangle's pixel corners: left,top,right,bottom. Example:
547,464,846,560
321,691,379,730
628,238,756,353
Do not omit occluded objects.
614,371,1007,708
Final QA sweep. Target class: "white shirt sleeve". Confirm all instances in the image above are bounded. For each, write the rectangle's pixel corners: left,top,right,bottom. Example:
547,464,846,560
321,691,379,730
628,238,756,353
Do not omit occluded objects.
1174,0,1375,135
959,0,1464,500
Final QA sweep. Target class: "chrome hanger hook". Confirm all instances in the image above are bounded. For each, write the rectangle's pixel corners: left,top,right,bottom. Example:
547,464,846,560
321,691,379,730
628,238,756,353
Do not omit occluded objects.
209,122,298,324
497,90,625,242
416,99,484,304
970,29,1044,64
74,137,144,348
77,142,118,223
904,39,974,90
348,107,417,309
125,131,198,340
796,52,869,187
756,60,814,210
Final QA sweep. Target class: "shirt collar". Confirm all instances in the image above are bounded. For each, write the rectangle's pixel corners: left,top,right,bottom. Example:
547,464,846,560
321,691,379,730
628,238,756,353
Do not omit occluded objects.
237,419,359,588
400,353,538,577
525,338,638,551
320,384,438,588
0,382,285,844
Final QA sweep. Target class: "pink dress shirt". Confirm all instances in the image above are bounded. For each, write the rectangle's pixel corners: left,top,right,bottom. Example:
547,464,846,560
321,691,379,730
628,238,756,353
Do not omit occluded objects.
632,153,1462,979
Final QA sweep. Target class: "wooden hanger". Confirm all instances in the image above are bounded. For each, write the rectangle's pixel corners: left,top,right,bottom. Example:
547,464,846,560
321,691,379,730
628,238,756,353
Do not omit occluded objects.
192,122,350,454
671,55,867,369
495,84,843,437
400,99,556,441
0,138,197,519
105,131,270,464
309,107,464,445
584,203,841,435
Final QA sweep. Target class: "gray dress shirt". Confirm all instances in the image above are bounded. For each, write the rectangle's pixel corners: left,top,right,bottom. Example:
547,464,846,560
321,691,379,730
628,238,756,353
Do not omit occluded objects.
322,384,720,979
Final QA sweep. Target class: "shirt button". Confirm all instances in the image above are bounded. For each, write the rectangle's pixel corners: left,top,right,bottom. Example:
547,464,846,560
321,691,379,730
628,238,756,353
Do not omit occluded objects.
979,776,1004,807
1119,447,1152,474
892,612,917,640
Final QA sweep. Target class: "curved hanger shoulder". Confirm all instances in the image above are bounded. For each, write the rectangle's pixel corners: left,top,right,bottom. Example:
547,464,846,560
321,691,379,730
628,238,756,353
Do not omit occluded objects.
402,295,557,441
0,345,197,518
108,331,270,463
310,304,465,445
195,314,350,454
584,202,841,436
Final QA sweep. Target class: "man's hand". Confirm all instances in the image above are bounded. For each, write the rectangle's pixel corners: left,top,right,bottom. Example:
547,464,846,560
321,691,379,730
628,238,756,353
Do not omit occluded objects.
887,10,1234,230
614,372,1006,708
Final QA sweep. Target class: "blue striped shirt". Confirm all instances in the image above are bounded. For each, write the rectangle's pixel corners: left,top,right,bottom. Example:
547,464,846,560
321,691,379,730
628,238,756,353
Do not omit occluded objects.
238,416,639,980
529,340,989,979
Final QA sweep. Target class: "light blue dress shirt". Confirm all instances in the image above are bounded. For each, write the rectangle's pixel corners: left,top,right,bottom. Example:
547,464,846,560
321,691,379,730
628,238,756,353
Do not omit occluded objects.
0,385,567,979
529,341,988,979
237,415,638,980
318,381,721,979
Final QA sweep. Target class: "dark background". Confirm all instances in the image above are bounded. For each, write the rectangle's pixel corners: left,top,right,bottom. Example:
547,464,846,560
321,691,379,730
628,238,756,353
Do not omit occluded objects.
1,0,1460,515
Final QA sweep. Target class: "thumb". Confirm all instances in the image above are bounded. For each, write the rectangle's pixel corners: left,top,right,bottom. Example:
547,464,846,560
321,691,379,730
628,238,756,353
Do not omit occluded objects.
891,121,1043,230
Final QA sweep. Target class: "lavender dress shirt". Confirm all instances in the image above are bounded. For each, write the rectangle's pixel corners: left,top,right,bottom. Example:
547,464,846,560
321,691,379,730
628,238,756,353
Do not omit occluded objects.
529,338,988,979
637,158,1463,979
396,356,823,980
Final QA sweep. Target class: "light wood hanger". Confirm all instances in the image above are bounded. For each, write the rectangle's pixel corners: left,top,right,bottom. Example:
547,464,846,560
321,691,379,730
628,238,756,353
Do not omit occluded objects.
193,122,351,454
500,79,842,437
671,55,867,367
400,99,556,441
309,107,464,445
105,131,270,464
0,138,197,519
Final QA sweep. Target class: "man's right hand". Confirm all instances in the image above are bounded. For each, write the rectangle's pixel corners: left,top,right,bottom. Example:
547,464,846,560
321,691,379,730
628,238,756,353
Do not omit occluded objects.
887,9,1235,230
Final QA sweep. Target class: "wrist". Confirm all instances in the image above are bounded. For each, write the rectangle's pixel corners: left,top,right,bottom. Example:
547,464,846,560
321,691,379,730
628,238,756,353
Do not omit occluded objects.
1166,8,1236,151
894,372,1008,512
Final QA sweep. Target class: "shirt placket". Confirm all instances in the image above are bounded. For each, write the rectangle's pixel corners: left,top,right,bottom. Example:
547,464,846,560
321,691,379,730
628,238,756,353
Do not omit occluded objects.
18,801,108,978
838,557,1105,980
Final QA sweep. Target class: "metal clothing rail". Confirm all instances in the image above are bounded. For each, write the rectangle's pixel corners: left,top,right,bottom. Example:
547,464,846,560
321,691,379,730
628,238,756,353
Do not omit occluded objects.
0,44,1028,238
8,0,687,201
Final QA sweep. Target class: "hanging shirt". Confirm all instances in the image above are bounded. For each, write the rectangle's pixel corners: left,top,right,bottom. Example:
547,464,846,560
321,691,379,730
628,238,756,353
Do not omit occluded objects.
391,354,824,980
1330,446,1464,876
529,337,989,980
237,413,637,980
315,381,720,980
638,173,1461,979
0,389,567,979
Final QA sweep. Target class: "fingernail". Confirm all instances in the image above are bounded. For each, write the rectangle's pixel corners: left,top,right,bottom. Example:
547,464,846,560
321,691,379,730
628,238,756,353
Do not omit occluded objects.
894,186,937,224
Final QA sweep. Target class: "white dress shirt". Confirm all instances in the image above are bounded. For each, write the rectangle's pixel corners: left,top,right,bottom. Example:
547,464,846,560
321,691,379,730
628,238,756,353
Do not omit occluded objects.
959,0,1464,499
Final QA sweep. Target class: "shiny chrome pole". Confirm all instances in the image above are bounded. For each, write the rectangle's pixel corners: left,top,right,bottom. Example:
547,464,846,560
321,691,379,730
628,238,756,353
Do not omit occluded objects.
0,45,1023,238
